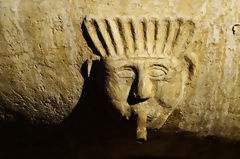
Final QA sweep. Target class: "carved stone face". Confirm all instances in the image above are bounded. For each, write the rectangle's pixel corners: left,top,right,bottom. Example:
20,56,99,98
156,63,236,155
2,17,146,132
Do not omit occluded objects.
104,56,186,130
82,16,195,142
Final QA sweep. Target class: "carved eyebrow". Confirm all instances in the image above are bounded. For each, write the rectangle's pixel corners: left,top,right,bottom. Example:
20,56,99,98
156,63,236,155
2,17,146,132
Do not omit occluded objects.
116,65,135,70
149,64,169,71
116,65,138,74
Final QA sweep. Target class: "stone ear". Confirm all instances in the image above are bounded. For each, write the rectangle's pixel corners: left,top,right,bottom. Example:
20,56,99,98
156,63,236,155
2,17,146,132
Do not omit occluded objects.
183,52,199,80
81,54,101,79
87,60,92,77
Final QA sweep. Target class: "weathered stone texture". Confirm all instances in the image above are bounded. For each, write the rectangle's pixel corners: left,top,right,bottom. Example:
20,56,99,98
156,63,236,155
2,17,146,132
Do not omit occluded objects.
0,0,87,123
0,0,240,139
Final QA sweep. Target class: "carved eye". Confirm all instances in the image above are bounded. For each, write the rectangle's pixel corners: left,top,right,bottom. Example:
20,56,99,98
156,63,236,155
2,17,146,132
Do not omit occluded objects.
149,65,167,79
116,67,135,78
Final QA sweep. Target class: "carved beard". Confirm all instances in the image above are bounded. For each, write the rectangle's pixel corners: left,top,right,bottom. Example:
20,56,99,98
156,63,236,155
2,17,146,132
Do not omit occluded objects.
132,98,174,128
111,97,175,129
111,97,178,142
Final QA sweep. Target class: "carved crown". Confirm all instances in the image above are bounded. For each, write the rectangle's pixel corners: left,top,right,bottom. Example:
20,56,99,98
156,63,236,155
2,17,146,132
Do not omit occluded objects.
82,16,195,60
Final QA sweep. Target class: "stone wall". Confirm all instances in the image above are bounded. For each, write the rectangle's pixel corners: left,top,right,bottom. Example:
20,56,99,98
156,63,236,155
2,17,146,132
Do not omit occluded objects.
0,0,240,140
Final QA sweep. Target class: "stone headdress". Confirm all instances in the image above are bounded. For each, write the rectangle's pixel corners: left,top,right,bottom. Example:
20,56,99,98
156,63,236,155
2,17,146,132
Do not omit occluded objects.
82,16,195,60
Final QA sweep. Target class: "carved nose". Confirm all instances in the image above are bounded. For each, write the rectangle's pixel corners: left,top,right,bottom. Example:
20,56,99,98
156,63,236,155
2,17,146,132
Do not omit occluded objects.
137,76,153,100
127,73,154,105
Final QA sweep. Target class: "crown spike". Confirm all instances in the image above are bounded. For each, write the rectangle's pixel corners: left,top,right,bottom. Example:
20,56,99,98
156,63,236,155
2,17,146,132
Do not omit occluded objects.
146,19,156,56
107,18,125,57
129,20,137,52
116,18,128,58
133,18,146,56
96,19,117,57
156,19,170,56
174,20,195,57
93,19,111,56
164,19,182,56
122,18,135,56
105,19,118,55
142,18,148,53
83,18,108,57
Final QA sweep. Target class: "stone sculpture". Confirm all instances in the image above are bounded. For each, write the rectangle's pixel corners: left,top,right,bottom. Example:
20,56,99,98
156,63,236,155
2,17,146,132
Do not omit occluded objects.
1,0,240,141
82,16,196,142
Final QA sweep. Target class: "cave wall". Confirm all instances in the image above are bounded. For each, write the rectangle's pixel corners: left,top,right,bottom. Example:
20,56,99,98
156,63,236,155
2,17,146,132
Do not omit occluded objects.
0,0,240,140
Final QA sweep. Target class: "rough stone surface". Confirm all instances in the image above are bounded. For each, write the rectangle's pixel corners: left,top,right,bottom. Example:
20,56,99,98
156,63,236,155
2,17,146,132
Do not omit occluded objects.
0,0,87,123
0,0,240,140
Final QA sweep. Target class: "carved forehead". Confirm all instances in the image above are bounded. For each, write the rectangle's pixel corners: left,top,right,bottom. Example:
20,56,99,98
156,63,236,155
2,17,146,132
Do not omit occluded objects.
104,57,183,70
105,57,168,65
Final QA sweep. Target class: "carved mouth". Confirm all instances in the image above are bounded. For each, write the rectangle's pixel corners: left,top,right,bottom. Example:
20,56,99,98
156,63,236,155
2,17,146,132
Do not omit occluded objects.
111,98,176,142
130,98,162,114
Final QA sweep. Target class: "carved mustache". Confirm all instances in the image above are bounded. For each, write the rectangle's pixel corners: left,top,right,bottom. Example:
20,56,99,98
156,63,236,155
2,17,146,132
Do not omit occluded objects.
111,98,172,143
